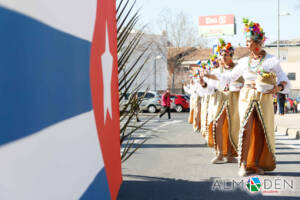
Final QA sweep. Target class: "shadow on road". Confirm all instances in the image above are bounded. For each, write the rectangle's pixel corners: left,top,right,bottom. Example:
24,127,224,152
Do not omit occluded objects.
276,152,300,155
276,143,300,146
118,175,297,200
276,147,300,150
277,161,300,165
265,172,300,177
123,143,208,149
276,138,299,141
123,136,155,141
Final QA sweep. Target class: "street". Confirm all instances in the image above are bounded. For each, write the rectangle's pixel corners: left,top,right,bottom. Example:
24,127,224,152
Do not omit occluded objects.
118,113,300,200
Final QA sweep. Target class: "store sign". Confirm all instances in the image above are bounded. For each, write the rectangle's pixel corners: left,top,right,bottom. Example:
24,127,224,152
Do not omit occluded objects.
198,14,236,37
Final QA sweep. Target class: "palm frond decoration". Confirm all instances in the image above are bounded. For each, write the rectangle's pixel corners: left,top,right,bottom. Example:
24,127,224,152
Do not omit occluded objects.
117,0,154,162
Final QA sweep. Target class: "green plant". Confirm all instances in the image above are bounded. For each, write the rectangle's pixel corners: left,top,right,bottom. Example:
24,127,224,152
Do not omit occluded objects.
117,0,154,162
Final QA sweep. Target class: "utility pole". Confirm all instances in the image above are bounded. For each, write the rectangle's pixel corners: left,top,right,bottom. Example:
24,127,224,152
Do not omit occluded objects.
172,64,176,93
277,0,280,59
277,0,291,60
154,59,156,91
154,56,162,91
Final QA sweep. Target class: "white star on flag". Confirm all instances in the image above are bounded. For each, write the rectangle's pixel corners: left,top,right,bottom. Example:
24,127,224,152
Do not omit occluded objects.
101,22,113,124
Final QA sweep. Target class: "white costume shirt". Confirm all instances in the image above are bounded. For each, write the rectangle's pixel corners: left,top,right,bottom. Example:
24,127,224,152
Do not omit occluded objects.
216,54,290,93
183,84,191,95
188,81,198,99
205,68,224,94
195,80,210,97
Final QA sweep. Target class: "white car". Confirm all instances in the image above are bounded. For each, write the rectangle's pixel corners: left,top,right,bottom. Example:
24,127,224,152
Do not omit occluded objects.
138,91,162,113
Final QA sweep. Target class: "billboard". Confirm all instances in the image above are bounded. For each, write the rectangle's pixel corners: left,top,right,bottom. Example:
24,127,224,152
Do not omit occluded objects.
198,14,236,37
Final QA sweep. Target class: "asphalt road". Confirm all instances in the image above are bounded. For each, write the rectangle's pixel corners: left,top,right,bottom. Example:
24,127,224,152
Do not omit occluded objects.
118,113,300,200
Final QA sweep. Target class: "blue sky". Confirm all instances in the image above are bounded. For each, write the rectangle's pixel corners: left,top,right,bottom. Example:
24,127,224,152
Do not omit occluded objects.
135,0,300,46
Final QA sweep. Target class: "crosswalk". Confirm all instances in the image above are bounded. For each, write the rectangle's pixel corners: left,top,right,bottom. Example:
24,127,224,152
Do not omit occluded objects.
120,116,183,156
275,132,300,153
121,114,300,163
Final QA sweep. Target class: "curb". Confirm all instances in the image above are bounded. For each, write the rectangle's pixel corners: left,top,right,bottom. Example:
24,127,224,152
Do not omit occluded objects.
275,125,300,139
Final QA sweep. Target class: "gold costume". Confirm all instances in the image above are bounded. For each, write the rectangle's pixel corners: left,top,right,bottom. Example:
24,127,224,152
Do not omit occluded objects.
238,84,276,171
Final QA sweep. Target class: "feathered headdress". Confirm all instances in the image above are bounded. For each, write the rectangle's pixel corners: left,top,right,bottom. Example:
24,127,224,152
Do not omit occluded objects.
207,54,219,68
188,60,209,78
243,18,266,43
197,60,209,71
188,60,201,78
216,38,234,56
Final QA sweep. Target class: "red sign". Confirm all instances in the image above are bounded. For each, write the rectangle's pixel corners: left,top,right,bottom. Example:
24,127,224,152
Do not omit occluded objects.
199,14,234,26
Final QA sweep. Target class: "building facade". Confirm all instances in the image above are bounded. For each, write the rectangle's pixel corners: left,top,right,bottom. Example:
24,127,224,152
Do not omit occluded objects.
120,32,168,93
265,43,300,98
167,47,249,93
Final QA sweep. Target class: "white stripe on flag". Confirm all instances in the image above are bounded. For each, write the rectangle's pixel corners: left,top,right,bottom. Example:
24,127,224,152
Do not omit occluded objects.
0,111,104,200
0,0,97,42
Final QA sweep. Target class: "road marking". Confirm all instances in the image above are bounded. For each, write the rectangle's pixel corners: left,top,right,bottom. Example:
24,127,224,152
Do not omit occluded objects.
157,120,182,128
275,132,300,153
121,119,183,153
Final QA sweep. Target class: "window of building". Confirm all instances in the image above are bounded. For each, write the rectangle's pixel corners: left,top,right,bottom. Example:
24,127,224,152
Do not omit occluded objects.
287,73,296,80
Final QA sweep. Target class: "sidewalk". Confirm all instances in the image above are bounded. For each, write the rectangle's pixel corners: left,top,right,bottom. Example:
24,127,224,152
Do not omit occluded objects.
275,113,300,139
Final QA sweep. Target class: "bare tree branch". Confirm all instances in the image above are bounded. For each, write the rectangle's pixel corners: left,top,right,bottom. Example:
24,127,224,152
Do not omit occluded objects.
156,10,206,48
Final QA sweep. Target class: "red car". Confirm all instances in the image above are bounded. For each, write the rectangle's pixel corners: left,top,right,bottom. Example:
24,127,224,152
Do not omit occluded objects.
170,94,190,112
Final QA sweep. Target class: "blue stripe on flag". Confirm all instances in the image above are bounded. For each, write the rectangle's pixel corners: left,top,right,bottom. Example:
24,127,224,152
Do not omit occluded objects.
0,7,93,146
80,168,111,200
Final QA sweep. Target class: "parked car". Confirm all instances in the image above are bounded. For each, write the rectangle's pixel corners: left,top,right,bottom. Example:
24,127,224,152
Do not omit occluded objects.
170,94,190,112
137,91,161,113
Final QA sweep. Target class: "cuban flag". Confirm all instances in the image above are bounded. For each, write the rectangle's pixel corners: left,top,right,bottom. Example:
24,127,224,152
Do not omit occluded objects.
0,0,122,199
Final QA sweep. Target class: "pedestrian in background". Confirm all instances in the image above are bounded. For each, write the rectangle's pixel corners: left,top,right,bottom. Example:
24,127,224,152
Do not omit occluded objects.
273,95,277,114
133,92,141,122
277,93,286,115
159,89,172,120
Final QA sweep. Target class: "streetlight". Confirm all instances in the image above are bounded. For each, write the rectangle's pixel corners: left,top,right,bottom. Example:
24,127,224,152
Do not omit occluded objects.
277,0,291,59
280,12,291,16
154,56,162,91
